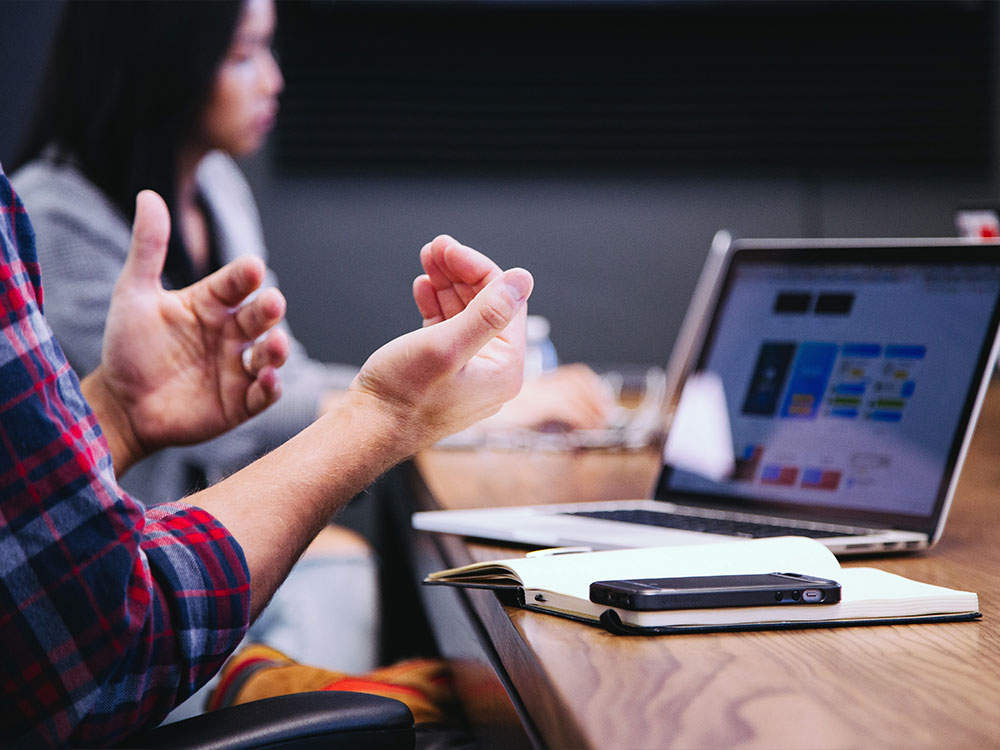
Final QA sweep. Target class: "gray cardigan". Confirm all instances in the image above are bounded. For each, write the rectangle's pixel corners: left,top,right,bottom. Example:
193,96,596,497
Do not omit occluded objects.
13,151,359,503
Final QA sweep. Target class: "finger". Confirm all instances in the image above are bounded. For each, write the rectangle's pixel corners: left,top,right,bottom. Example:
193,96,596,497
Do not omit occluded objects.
443,247,500,317
440,241,502,291
119,190,171,289
433,267,533,363
245,328,290,374
245,365,282,416
413,274,445,326
419,237,442,275
234,287,286,341
424,236,502,318
422,235,499,288
418,236,448,287
421,237,469,319
420,235,457,281
199,255,268,309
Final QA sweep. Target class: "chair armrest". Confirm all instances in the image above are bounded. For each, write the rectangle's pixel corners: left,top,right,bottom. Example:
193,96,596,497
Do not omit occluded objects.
117,691,415,750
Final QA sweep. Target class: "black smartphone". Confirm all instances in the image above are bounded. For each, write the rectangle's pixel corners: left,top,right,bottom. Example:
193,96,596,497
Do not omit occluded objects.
589,572,842,611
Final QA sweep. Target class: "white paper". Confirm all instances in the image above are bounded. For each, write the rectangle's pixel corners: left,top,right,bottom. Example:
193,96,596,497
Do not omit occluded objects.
663,371,735,481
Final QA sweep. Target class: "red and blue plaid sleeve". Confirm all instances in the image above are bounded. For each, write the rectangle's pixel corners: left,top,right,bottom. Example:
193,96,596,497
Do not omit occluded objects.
0,172,251,747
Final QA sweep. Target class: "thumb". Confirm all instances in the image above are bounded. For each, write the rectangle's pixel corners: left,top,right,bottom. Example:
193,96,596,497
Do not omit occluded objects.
119,190,171,290
435,267,533,360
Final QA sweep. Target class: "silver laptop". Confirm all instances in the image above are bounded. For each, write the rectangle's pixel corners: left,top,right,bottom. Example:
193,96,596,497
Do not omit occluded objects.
413,235,1000,556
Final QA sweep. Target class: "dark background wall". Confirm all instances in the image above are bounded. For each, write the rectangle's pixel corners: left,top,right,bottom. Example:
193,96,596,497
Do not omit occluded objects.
3,0,1000,371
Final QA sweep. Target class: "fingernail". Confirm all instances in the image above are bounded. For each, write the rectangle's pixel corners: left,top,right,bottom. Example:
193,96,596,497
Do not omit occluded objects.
503,268,533,302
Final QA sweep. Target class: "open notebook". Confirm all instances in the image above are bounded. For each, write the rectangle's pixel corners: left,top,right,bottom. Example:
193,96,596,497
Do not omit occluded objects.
413,235,1000,556
423,537,980,635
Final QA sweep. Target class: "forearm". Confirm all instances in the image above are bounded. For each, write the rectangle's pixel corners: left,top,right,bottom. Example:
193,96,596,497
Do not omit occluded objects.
188,389,412,619
80,366,144,475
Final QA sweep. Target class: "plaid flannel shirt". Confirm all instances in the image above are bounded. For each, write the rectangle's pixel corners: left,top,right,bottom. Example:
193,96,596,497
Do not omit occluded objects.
0,170,251,747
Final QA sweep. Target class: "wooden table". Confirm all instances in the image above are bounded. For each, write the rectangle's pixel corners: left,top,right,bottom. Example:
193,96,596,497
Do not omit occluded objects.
405,382,1000,749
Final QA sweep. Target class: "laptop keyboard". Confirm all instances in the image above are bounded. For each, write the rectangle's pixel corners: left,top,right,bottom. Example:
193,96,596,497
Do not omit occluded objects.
564,509,863,539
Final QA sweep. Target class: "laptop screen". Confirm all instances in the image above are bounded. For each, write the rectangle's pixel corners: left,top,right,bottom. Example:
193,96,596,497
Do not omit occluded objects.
660,242,1000,533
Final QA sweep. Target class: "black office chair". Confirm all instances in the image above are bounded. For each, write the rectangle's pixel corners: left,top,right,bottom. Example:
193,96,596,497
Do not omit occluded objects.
117,691,415,750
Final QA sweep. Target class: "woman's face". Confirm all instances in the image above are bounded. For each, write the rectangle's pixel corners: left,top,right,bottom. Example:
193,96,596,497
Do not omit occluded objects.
200,0,284,157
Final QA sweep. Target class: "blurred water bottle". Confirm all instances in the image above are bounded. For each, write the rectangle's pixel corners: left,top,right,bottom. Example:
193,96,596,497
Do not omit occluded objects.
524,315,558,379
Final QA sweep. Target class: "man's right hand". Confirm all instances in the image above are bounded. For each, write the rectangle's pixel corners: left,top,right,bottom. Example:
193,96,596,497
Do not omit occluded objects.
348,235,533,454
191,235,532,616
84,190,289,475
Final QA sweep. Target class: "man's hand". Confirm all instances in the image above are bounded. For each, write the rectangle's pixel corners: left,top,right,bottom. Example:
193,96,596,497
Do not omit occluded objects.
349,235,533,453
191,235,531,613
82,190,290,474
414,237,612,432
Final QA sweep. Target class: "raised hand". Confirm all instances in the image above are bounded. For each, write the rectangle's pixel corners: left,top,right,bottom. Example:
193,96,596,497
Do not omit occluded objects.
412,234,504,326
350,235,533,451
190,236,532,611
415,236,613,433
83,190,290,473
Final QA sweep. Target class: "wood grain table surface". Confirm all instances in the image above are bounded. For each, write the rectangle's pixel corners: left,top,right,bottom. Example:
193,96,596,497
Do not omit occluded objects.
410,382,1000,749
